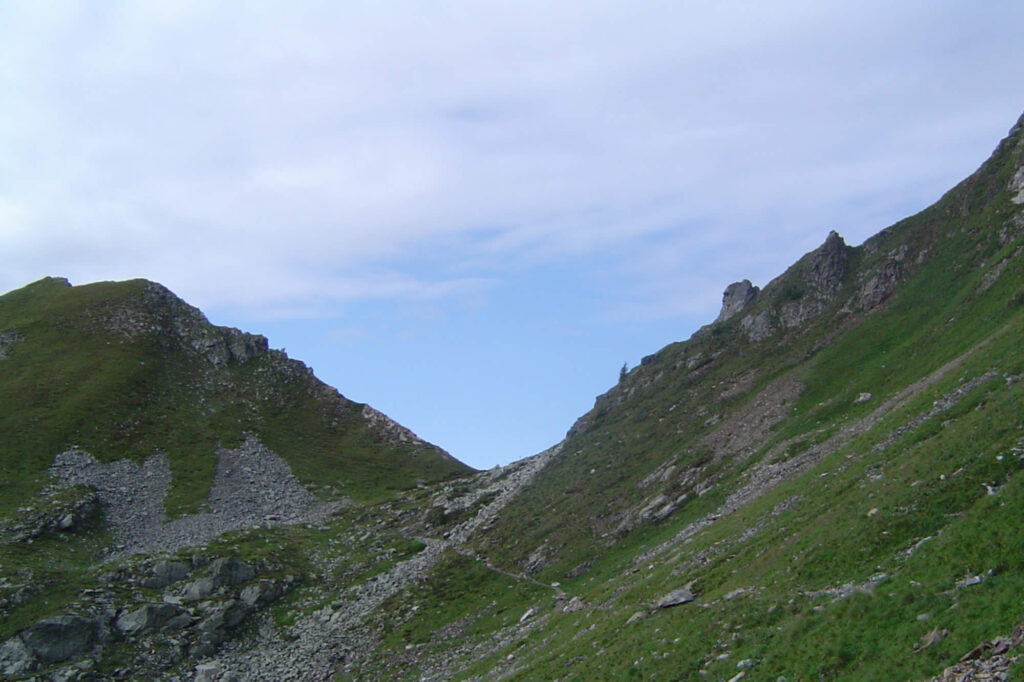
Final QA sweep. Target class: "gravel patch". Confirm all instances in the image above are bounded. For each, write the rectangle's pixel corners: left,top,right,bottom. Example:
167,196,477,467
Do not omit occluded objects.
49,436,337,558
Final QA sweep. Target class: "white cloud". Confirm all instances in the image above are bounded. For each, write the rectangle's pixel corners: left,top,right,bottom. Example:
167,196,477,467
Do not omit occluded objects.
0,1,1022,323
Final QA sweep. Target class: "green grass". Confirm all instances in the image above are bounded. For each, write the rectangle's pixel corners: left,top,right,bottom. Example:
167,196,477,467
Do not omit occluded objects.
441,118,1024,679
362,550,550,680
0,277,470,520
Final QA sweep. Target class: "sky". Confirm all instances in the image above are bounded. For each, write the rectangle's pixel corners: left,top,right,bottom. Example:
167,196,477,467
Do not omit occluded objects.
2,2,1023,469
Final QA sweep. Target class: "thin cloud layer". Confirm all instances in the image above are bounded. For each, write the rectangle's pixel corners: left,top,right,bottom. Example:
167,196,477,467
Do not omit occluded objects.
2,3,1024,466
3,2,1021,319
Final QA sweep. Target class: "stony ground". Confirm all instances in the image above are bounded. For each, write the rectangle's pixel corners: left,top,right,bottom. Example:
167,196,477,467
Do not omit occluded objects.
49,435,339,558
193,445,560,682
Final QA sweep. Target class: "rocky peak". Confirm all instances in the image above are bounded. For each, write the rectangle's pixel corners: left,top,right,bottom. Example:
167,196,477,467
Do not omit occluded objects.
730,230,852,339
716,280,759,323
805,230,849,295
360,405,421,446
103,281,269,367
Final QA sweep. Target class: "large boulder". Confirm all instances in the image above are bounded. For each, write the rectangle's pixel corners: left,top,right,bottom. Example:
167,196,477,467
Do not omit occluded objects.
115,604,185,635
197,600,251,647
653,585,695,609
19,615,96,663
202,600,250,631
180,577,217,601
239,581,281,608
141,560,191,589
209,557,255,587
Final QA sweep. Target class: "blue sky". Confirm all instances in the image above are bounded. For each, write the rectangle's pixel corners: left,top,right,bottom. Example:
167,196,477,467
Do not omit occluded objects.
2,2,1023,468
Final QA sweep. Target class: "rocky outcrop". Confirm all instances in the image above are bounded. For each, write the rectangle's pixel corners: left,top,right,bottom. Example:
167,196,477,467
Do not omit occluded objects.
806,230,849,296
0,554,288,678
1010,167,1024,205
739,310,775,341
18,615,98,665
0,329,21,360
361,404,421,446
115,604,188,635
97,281,270,367
716,280,759,323
777,231,850,329
208,557,257,587
0,486,100,543
857,246,907,309
728,230,853,340
141,560,191,589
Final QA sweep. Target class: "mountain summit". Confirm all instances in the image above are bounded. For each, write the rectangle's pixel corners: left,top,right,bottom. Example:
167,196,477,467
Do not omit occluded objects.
0,277,468,518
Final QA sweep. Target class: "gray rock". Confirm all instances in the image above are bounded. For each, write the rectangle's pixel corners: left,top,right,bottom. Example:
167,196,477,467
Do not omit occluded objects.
152,560,191,587
638,494,669,521
741,310,775,342
806,230,849,296
956,575,984,589
1010,166,1024,205
561,596,585,613
192,642,219,659
199,600,250,634
858,257,902,309
20,615,96,663
116,604,185,635
163,612,196,630
49,437,336,560
0,329,23,361
194,662,223,681
654,585,695,609
771,230,852,331
239,581,280,608
209,557,256,587
0,636,34,676
717,280,760,323
181,577,217,601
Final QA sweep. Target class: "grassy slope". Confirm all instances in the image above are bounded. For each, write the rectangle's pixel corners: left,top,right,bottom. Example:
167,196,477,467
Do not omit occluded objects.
381,113,1024,679
475,110,1024,581
0,277,469,518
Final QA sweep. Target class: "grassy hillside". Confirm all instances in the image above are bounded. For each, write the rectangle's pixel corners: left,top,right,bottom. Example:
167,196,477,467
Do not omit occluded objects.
473,111,1024,583
0,277,469,518
364,111,1024,680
